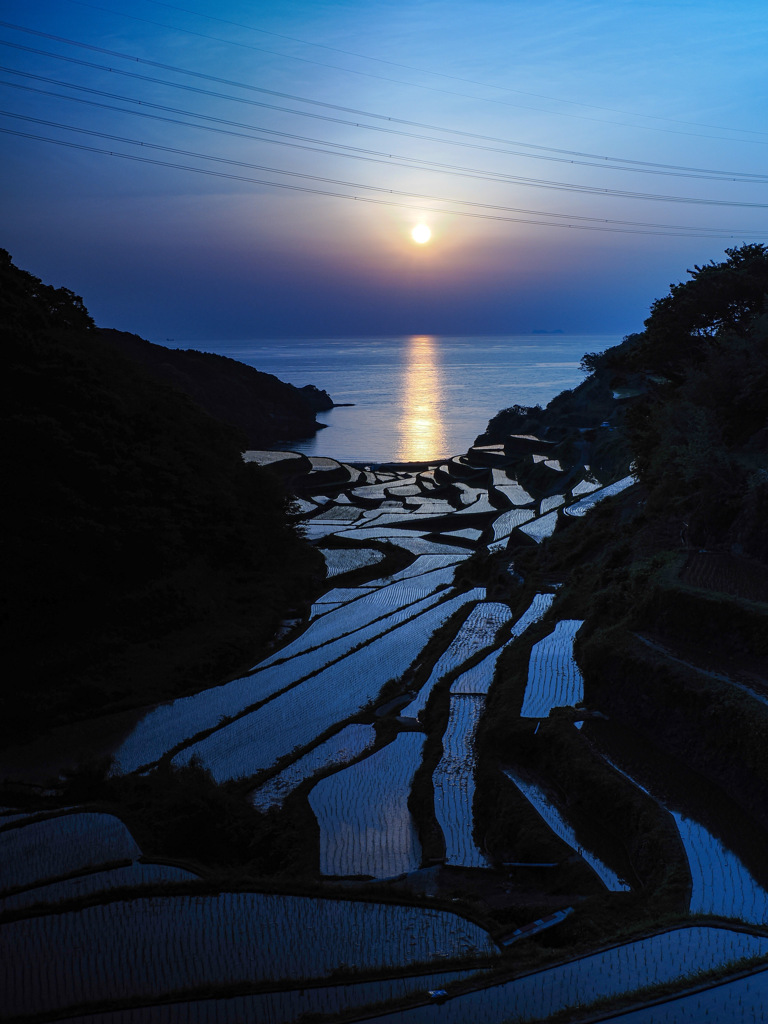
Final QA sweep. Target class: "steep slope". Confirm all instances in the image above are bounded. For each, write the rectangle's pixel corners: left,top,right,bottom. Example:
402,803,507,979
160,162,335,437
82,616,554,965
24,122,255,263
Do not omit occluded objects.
1,249,324,740
99,328,332,447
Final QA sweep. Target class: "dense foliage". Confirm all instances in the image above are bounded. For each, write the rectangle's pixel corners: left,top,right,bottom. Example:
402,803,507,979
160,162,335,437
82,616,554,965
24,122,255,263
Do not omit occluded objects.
1,249,323,740
612,244,768,554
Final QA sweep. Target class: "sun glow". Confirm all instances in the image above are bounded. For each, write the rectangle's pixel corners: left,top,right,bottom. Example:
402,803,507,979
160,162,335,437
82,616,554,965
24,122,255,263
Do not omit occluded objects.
411,224,431,244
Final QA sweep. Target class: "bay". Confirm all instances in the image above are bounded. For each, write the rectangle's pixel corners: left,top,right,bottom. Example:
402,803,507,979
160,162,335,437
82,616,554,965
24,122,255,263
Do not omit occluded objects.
190,334,619,464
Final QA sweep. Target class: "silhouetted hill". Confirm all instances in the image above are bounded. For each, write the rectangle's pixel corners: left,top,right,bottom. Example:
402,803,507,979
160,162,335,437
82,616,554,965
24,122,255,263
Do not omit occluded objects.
1,249,324,741
99,328,332,448
480,244,768,816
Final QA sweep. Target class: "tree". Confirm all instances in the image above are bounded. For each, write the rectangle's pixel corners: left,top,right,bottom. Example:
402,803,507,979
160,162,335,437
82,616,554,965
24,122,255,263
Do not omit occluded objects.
631,243,768,376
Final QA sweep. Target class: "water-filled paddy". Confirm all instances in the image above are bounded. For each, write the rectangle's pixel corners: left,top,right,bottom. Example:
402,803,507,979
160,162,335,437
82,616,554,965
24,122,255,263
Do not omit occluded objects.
520,619,584,717
57,970,487,1024
251,724,377,812
310,733,426,877
0,813,140,893
1,892,496,1016
361,927,768,1024
434,696,488,868
173,590,486,781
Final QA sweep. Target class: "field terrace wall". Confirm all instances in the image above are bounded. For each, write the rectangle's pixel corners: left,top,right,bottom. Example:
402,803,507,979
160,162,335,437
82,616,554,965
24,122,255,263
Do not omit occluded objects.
579,627,768,836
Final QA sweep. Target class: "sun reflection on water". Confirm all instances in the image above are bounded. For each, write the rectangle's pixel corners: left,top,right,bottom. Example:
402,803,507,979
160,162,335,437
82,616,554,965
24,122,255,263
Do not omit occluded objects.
394,335,447,462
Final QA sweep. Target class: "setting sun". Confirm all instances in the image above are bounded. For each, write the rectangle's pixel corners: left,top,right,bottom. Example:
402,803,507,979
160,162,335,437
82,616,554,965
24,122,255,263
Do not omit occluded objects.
411,224,431,244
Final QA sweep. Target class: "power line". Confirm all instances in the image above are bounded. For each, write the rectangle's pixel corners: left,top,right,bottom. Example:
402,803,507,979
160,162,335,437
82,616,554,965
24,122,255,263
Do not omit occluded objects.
135,0,768,139
4,18,768,163
3,32,767,184
4,66,766,186
59,0,768,142
3,110,766,234
3,123,763,240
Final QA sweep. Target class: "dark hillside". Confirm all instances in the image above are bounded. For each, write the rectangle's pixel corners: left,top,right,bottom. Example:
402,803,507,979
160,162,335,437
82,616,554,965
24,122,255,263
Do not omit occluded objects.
99,328,332,447
1,249,323,742
475,246,768,913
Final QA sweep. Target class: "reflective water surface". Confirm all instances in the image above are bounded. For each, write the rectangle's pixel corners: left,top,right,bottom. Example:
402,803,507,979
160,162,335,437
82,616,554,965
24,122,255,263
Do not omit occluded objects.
192,334,619,462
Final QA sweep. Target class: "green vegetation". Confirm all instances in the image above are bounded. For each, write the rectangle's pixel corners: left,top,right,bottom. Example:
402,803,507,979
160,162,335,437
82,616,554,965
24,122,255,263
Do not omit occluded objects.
2,248,324,742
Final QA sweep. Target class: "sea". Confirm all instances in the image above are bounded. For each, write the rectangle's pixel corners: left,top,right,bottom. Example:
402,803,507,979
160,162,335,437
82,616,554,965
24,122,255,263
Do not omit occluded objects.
189,334,620,464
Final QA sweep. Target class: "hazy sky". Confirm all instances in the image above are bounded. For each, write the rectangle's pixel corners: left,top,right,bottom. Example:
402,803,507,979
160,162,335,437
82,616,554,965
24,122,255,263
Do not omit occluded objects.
1,1,767,340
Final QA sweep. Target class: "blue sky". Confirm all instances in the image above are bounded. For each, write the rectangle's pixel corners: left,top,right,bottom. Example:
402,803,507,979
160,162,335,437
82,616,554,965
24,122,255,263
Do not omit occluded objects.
1,0,767,339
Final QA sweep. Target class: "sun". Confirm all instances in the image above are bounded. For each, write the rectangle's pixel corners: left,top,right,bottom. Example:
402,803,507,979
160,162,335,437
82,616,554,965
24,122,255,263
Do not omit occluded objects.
411,224,431,244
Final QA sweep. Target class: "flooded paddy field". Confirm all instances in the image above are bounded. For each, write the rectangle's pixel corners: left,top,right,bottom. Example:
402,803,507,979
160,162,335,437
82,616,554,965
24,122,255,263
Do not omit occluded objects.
359,927,768,1024
4,437,767,1023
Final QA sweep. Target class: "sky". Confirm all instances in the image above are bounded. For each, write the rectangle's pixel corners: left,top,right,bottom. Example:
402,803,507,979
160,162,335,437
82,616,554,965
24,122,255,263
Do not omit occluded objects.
1,0,767,341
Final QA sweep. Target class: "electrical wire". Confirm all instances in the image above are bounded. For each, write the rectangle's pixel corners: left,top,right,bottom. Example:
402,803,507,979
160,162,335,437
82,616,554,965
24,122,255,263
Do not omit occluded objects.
4,66,767,186
2,21,768,166
130,0,768,139
58,0,768,142
4,123,763,240
2,112,766,238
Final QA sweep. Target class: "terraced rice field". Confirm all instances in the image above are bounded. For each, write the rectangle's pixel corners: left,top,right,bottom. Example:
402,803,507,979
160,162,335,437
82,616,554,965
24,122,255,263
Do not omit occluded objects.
310,586,378,617
502,768,629,890
55,971,487,1024
257,566,460,658
443,527,483,542
312,506,365,523
598,967,768,1023
520,620,584,717
449,645,507,696
172,590,486,781
370,554,466,586
571,477,601,496
351,482,402,500
401,601,511,718
491,473,534,507
0,893,497,1017
453,483,487,506
490,508,536,542
335,528,472,556
251,725,376,812
242,450,304,467
4,445,707,1024
564,474,636,517
673,812,768,922
403,498,456,515
0,862,198,912
446,593,555,698
433,696,488,868
111,578,457,774
455,494,497,515
510,593,556,637
0,813,141,893
361,927,768,1024
0,810,34,827
303,525,366,544
519,510,559,543
540,494,565,514
309,733,426,877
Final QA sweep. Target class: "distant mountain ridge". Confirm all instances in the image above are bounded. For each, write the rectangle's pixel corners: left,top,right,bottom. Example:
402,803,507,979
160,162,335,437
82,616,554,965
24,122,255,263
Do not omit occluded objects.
99,329,333,448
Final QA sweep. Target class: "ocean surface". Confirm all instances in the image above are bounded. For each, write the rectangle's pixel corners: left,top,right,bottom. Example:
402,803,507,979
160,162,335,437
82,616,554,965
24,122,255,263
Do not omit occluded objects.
190,335,620,464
